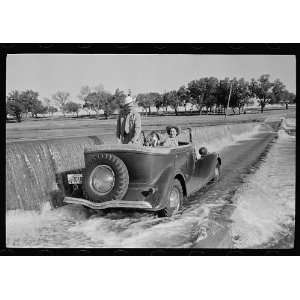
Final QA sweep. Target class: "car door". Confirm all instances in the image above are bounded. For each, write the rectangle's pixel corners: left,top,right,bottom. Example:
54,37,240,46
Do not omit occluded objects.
187,152,217,195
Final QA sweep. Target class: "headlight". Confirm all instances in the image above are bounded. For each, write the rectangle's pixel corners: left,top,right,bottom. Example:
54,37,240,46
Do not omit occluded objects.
89,165,115,195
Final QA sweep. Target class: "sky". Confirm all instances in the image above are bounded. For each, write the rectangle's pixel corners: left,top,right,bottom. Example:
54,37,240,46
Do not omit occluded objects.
6,54,296,103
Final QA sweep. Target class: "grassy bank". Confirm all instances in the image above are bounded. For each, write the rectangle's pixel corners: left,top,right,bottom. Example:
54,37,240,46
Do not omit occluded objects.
6,108,295,143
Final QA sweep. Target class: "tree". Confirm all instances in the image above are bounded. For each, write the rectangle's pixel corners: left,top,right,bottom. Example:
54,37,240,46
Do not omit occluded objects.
43,97,51,116
136,92,159,115
154,94,163,112
187,77,218,114
286,91,296,103
94,83,105,94
166,90,182,115
230,78,251,114
78,86,92,116
162,92,169,112
271,79,286,104
187,79,204,113
203,77,218,113
84,90,113,117
103,95,117,119
215,78,231,114
52,91,70,116
78,85,91,102
65,101,81,117
79,84,115,119
31,99,48,117
112,88,126,109
6,90,24,122
177,85,190,112
249,74,274,113
19,90,40,118
48,106,58,116
280,90,296,109
85,92,99,114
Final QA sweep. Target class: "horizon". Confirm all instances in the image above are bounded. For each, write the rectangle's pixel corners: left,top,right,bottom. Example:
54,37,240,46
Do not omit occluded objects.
6,54,296,104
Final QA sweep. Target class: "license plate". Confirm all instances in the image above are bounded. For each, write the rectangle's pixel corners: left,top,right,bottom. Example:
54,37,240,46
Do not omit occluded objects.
67,174,83,184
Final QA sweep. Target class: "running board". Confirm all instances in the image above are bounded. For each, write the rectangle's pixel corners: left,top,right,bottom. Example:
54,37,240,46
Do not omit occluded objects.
63,197,153,210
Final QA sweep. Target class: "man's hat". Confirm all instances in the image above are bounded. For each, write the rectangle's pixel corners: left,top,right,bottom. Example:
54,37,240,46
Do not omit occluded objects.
124,95,135,106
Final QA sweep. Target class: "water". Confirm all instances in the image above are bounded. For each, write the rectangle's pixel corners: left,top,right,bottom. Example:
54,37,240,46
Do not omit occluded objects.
6,136,104,210
231,128,295,248
191,123,261,153
6,123,259,211
6,120,295,248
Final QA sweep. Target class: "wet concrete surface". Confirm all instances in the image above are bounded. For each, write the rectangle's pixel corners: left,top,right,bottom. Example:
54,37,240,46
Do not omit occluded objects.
6,125,281,248
190,130,278,247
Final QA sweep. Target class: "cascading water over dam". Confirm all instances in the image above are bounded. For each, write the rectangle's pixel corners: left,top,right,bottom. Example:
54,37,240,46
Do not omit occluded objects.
6,122,264,212
6,136,103,211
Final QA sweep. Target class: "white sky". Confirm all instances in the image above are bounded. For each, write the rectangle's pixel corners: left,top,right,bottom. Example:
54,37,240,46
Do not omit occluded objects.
6,54,296,103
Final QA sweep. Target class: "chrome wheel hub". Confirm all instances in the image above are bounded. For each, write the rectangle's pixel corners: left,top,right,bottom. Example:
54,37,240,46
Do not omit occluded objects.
215,166,219,177
169,187,180,211
89,165,115,195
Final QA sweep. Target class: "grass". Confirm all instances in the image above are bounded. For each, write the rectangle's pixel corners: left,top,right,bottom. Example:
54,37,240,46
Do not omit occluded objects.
6,107,295,143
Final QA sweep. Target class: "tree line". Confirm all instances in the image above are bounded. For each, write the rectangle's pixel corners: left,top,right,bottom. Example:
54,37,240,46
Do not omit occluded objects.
6,74,295,122
136,75,295,115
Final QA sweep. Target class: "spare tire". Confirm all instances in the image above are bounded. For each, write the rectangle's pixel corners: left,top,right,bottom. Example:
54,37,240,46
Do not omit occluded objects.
83,153,129,203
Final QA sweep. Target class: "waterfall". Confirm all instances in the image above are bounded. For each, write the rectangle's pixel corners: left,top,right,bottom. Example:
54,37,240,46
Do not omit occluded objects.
6,136,103,211
6,122,266,211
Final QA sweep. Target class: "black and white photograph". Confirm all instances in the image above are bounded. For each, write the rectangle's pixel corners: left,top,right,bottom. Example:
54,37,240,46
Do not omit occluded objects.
4,52,296,249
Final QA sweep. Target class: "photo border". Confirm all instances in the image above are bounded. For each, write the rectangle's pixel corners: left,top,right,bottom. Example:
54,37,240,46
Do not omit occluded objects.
1,43,299,256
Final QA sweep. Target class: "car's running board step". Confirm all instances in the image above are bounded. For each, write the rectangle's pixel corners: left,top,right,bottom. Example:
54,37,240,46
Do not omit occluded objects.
63,197,152,210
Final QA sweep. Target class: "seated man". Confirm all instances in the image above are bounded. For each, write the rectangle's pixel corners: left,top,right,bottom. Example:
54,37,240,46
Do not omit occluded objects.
162,126,180,147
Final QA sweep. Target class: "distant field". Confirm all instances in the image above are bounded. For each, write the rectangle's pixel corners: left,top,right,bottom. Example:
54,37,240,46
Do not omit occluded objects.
6,108,296,143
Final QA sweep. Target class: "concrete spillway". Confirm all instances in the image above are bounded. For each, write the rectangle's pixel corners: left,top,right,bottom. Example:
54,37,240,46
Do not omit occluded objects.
6,122,262,211
6,136,104,211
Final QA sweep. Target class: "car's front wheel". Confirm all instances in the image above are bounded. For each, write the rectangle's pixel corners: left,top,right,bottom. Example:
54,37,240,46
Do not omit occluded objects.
158,178,183,217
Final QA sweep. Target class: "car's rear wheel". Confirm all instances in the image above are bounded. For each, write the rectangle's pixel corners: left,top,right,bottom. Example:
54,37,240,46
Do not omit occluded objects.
158,178,183,217
83,153,129,203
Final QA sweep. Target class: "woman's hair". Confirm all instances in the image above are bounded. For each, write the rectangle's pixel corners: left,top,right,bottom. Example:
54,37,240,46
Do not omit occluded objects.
166,126,180,136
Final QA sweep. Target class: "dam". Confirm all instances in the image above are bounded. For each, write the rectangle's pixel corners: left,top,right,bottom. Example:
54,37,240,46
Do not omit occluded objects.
6,122,263,211
5,118,296,248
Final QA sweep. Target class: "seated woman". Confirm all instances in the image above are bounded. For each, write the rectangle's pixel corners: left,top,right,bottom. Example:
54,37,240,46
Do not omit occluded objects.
144,131,161,147
162,126,180,147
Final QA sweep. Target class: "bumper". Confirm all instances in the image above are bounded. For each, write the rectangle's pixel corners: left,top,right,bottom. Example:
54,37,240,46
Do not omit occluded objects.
63,196,153,210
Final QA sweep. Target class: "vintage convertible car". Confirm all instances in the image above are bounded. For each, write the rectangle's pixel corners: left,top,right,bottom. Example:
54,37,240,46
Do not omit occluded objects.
54,130,221,217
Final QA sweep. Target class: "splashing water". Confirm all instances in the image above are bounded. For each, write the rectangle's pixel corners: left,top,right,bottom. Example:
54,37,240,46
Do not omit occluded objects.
6,202,212,248
6,121,292,248
231,127,295,248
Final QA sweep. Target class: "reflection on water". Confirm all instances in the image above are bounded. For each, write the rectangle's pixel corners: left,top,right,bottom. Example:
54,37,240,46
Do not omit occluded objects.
231,129,295,248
